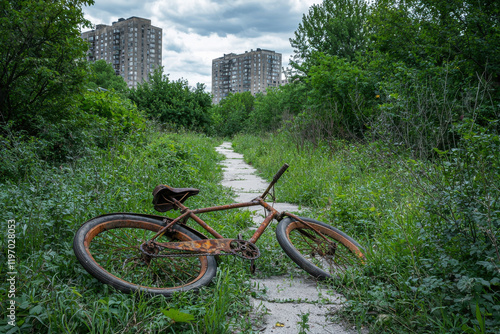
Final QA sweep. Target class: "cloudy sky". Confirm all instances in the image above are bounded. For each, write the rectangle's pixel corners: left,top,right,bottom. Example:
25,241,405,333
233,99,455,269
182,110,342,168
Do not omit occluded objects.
82,0,321,91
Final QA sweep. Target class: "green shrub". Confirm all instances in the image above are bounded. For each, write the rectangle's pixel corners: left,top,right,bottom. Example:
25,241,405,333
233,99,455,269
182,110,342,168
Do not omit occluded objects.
129,67,212,130
232,132,500,333
78,89,146,141
208,92,254,137
0,131,264,334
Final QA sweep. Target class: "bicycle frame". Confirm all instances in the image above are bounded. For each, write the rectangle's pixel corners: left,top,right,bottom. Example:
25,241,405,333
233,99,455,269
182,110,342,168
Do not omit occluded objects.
145,164,290,256
157,197,278,241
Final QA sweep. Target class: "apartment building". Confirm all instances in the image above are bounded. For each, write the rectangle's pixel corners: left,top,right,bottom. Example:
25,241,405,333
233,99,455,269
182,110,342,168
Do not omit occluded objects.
212,49,283,104
81,17,162,88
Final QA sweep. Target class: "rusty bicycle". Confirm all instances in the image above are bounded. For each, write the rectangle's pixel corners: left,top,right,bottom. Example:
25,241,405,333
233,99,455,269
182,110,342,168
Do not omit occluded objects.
73,164,365,296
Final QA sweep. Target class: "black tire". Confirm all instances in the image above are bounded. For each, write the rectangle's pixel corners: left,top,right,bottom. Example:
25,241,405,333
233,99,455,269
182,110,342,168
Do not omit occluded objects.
73,214,217,296
276,216,365,279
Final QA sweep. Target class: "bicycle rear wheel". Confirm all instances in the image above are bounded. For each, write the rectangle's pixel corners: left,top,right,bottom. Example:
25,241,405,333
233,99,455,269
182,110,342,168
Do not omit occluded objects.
73,213,217,296
276,216,365,279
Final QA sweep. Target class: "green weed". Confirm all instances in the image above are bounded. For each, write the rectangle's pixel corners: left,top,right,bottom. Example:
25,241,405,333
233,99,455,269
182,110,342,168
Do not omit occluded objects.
0,130,256,333
297,312,310,334
232,132,500,333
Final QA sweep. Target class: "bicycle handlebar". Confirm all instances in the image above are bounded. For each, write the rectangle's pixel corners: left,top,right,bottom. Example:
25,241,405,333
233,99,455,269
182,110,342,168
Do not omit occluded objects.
261,163,289,199
272,163,289,183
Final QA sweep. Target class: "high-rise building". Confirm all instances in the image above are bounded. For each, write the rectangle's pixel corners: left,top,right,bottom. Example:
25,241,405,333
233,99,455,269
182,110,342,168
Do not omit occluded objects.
81,17,162,88
212,49,283,104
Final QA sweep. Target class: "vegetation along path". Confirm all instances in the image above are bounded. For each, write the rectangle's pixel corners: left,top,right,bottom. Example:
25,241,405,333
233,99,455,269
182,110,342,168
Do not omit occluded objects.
215,142,356,334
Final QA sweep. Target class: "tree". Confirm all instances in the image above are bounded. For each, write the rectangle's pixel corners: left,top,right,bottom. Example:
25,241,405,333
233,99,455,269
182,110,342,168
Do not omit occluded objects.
87,60,128,93
129,67,212,129
290,0,369,74
208,92,254,137
250,89,284,133
249,84,308,133
0,0,94,132
370,0,500,84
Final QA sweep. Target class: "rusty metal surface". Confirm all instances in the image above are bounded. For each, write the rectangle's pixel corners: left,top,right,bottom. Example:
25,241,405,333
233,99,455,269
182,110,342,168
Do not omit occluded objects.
145,164,291,260
143,238,260,260
188,213,224,239
285,213,365,260
260,163,289,199
248,198,278,244
159,238,233,253
149,211,190,241
192,201,259,214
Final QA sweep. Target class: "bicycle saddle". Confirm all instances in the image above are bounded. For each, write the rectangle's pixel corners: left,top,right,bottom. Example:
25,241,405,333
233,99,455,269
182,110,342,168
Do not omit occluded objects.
152,185,199,212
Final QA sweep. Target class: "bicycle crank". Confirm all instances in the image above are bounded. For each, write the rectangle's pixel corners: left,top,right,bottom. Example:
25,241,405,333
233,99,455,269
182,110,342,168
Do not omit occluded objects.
140,239,260,260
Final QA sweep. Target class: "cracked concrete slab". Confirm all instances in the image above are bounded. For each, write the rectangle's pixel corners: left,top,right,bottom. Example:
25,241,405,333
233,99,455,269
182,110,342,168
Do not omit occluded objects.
215,142,355,334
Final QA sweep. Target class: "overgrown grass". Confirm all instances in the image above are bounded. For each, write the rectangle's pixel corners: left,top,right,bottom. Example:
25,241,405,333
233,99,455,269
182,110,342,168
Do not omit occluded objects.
2,124,497,333
232,132,500,333
0,130,266,333
232,133,416,240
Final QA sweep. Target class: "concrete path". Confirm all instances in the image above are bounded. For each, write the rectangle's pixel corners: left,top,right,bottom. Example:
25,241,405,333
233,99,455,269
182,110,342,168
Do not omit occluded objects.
215,142,355,334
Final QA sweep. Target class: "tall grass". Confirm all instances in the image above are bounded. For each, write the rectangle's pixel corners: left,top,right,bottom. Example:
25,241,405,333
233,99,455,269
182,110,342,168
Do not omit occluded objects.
232,133,415,239
0,130,266,333
232,132,500,333
3,121,496,333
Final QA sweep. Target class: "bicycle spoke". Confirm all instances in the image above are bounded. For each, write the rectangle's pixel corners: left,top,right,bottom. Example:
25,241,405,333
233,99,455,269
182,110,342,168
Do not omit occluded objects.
104,229,139,248
96,232,204,288
74,215,216,295
120,228,151,245
290,227,355,274
92,240,137,253
169,259,199,283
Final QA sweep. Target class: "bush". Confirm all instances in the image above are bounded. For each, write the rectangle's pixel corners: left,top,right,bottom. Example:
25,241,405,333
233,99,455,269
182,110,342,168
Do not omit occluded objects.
129,67,212,130
208,92,254,137
232,131,500,333
78,90,146,143
306,53,376,140
0,89,147,182
0,0,93,136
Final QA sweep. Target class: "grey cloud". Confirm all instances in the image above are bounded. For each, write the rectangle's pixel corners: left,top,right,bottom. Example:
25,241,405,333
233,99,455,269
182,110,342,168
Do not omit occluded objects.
157,1,302,38
177,59,212,77
85,0,303,38
83,0,315,89
165,60,210,78
165,40,186,53
84,0,156,25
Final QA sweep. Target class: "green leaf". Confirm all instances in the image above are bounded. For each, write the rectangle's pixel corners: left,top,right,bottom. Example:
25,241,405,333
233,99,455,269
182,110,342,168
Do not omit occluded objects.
29,304,44,315
71,287,82,297
475,302,485,334
161,308,195,323
433,147,449,155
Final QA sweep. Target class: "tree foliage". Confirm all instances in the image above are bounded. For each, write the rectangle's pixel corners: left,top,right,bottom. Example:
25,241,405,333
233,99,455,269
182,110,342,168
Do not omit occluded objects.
129,67,212,129
248,84,308,134
0,0,150,167
208,92,254,137
370,0,500,83
87,60,128,93
289,0,369,74
305,53,377,140
278,0,499,152
0,0,94,132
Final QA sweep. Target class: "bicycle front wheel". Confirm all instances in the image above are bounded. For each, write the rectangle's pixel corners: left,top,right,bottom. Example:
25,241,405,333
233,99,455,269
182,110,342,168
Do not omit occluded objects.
276,217,365,279
73,214,217,296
